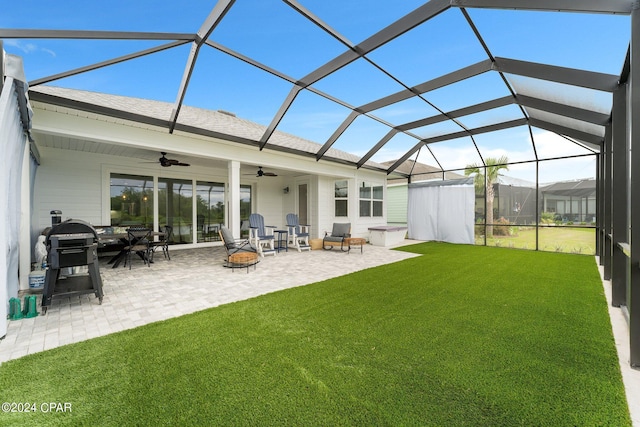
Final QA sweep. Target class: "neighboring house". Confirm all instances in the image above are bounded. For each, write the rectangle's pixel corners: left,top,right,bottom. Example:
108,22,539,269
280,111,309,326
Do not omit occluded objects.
487,175,538,225
7,81,398,293
540,179,596,223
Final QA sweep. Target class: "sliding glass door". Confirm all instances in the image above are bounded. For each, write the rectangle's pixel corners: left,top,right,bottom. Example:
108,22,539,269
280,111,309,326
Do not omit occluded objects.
158,178,193,244
196,181,224,242
110,174,251,244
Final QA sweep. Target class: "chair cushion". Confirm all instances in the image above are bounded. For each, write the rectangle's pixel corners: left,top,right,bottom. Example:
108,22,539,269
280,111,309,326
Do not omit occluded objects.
220,227,236,249
324,236,344,243
331,223,350,237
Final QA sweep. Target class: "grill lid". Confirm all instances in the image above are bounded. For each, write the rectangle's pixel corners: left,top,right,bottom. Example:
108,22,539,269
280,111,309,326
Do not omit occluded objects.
46,219,98,244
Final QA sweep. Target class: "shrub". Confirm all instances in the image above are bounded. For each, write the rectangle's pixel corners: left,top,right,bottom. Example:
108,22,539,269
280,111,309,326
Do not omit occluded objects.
540,211,555,224
493,217,512,236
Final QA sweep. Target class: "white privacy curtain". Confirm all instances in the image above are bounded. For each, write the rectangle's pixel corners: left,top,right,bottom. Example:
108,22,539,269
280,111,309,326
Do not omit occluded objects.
1,52,31,339
407,178,475,244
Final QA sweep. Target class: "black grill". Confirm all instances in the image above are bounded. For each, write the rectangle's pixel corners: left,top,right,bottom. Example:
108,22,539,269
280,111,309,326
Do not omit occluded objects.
48,233,95,268
42,219,104,313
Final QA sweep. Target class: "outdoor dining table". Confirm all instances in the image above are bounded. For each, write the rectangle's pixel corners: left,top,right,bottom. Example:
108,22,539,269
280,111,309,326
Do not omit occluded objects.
98,231,165,268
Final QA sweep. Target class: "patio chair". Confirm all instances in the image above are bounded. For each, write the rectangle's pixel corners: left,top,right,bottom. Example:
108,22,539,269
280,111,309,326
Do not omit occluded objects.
249,213,276,257
219,226,258,271
323,223,351,252
286,213,310,252
124,226,152,269
150,225,173,262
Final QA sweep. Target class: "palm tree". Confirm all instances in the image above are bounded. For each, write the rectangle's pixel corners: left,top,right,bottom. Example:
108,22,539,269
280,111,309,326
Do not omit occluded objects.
465,155,509,237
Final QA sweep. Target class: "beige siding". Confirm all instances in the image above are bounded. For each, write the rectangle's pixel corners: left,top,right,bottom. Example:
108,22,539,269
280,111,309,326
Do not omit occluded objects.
387,185,408,225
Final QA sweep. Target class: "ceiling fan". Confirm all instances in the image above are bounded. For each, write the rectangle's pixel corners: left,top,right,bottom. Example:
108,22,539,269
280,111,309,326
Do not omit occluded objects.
247,166,277,177
156,152,190,167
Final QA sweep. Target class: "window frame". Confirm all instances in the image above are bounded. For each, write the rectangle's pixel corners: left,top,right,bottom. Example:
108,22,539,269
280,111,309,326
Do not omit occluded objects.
334,179,349,217
359,181,384,218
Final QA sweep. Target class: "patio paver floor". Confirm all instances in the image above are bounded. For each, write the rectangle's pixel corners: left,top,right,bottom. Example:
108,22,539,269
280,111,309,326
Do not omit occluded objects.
1,243,418,363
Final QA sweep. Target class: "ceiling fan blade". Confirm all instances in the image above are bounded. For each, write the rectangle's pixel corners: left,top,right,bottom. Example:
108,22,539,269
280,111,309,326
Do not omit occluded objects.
263,172,278,176
176,162,190,166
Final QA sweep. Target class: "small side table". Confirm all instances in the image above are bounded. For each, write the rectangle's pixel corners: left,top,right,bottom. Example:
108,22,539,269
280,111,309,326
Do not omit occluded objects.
228,252,259,273
345,237,366,254
274,230,288,253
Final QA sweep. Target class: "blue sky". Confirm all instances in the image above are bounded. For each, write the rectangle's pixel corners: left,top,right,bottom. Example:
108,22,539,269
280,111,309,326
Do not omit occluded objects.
1,1,631,182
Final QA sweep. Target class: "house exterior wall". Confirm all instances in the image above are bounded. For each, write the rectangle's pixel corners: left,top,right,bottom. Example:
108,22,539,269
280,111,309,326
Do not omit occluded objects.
34,148,105,230
29,103,390,256
387,184,408,226
317,173,389,240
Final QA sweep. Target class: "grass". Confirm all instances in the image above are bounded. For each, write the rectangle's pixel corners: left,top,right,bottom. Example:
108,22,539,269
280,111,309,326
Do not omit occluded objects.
477,226,595,254
0,243,630,426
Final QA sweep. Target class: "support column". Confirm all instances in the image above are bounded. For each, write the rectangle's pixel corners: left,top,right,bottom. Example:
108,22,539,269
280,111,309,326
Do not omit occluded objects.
603,121,612,280
228,160,241,238
629,4,640,368
596,146,603,259
611,84,629,308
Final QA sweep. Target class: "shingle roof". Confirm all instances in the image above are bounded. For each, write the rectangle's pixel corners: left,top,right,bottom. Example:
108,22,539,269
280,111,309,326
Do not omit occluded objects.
29,85,387,171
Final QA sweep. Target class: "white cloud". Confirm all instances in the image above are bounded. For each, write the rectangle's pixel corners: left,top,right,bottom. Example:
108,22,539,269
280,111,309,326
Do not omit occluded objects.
41,48,56,58
3,39,55,57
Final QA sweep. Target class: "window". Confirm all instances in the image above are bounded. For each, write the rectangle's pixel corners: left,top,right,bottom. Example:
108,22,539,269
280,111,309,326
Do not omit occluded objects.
359,182,383,217
334,180,348,217
110,174,154,228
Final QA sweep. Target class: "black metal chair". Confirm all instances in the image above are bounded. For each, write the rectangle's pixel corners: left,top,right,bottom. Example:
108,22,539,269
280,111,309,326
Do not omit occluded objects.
150,225,173,261
124,227,152,269
218,226,258,269
323,223,351,251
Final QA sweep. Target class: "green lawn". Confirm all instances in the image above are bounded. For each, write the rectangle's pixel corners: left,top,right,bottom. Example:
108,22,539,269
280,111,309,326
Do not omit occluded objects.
477,226,596,254
0,243,629,426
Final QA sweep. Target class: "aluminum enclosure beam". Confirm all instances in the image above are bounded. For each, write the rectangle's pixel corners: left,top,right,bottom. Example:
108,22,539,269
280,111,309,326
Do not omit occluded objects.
529,118,603,146
259,85,303,150
494,58,619,93
316,111,360,160
297,0,450,87
449,0,634,14
29,41,189,87
602,125,613,282
516,94,611,126
611,84,628,307
360,91,607,169
0,29,194,40
386,118,527,174
397,96,513,131
628,4,640,369
169,0,235,132
261,0,448,151
358,60,492,113
284,0,353,47
357,129,400,168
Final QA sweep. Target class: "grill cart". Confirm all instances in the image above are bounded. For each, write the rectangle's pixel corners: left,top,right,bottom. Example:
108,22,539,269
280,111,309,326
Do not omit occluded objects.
42,219,104,313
